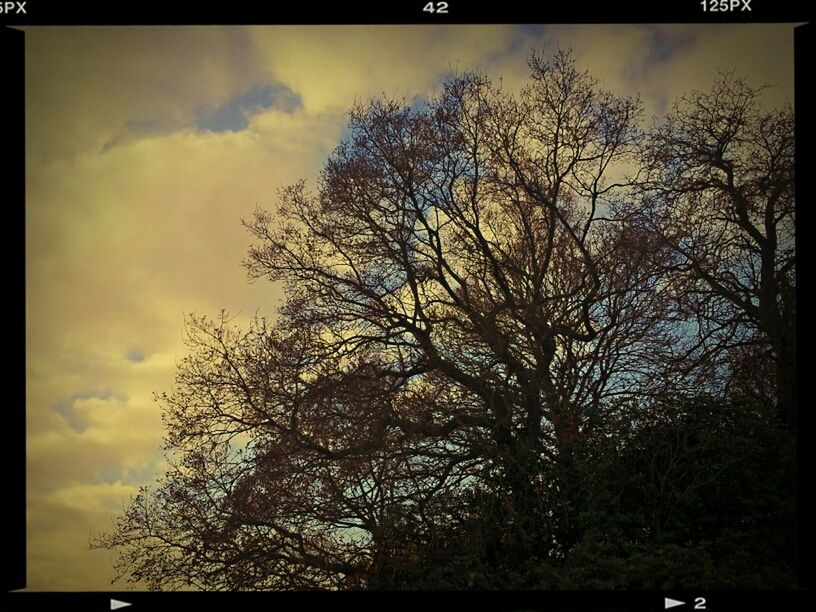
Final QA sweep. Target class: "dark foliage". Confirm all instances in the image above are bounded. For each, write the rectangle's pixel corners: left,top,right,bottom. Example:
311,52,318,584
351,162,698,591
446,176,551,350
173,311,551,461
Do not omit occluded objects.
561,395,796,589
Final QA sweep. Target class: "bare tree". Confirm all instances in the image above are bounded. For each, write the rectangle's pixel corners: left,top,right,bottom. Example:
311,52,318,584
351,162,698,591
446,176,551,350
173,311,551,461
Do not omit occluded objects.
636,73,795,425
243,49,654,555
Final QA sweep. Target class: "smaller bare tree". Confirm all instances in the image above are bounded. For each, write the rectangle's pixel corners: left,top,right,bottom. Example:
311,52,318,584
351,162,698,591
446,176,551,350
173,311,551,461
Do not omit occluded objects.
636,73,795,424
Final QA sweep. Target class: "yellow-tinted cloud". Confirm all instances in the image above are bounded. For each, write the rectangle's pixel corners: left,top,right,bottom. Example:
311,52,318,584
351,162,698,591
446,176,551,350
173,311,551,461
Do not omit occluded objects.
25,26,275,160
24,23,797,591
249,26,523,112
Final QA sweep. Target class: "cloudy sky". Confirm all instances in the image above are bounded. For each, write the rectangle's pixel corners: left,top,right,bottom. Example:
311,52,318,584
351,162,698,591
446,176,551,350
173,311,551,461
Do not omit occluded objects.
23,24,796,590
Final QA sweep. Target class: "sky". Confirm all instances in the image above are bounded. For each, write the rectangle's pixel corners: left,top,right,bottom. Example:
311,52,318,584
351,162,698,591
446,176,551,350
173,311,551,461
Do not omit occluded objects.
23,24,796,590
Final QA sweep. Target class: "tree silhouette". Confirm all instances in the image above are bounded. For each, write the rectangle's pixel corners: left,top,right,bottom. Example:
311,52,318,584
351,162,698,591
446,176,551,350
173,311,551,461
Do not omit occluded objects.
94,51,796,590
635,74,795,425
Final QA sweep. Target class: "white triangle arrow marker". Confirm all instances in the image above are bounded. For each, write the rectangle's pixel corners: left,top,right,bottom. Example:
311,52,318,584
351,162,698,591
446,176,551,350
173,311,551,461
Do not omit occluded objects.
111,600,132,610
665,598,685,609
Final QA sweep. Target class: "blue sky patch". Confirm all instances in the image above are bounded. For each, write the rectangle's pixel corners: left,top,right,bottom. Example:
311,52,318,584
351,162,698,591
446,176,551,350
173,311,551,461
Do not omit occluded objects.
198,83,303,133
126,348,146,363
643,26,698,66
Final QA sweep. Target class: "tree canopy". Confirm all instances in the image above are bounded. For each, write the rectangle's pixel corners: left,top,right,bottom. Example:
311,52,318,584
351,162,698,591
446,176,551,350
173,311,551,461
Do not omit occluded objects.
94,50,796,590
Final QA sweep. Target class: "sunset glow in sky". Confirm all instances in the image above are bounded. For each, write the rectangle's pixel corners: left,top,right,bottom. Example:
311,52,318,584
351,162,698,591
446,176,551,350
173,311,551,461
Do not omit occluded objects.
24,24,795,590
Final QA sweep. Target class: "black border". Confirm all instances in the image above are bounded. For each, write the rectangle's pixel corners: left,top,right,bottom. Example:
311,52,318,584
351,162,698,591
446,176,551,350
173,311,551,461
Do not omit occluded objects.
0,0,810,25
1,589,813,611
2,24,26,595
793,21,812,594
3,2,813,610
